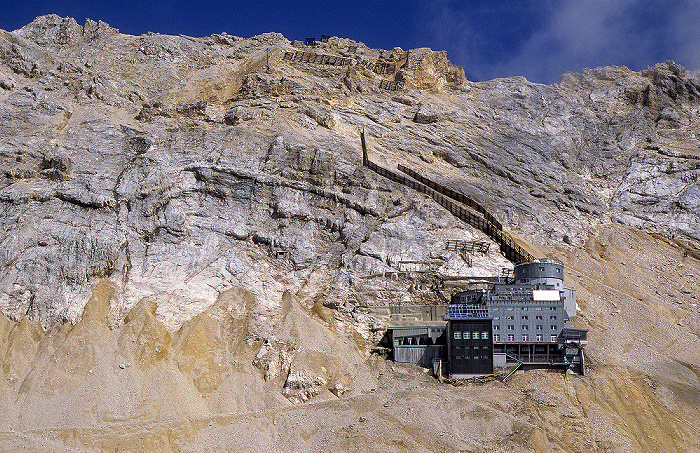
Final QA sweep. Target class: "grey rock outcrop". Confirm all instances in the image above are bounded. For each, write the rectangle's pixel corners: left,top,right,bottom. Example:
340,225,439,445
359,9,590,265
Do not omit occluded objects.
412,105,439,124
612,152,700,241
1,16,699,330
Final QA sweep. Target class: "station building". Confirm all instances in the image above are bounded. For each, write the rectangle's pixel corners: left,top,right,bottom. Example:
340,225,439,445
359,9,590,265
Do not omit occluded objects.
389,258,587,377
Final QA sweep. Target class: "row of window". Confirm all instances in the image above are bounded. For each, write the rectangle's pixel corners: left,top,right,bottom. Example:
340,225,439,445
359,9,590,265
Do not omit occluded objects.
495,325,559,331
493,334,558,342
491,306,559,311
453,355,488,360
453,331,489,340
497,315,555,321
520,266,560,273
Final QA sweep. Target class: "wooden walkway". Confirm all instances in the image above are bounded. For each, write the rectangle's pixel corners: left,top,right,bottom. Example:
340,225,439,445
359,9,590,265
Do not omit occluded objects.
445,240,490,255
361,131,533,264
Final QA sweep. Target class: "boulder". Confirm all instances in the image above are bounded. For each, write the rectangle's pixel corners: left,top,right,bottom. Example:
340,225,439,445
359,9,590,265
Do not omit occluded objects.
413,106,439,124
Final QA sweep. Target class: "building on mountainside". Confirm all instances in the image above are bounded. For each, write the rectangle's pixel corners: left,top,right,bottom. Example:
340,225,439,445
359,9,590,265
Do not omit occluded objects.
388,258,588,378
451,258,577,364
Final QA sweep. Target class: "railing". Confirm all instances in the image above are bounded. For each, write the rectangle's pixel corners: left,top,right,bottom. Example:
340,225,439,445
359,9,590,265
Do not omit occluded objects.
445,240,490,255
357,59,396,74
282,51,352,67
378,79,405,91
502,353,523,382
361,131,534,264
397,164,502,230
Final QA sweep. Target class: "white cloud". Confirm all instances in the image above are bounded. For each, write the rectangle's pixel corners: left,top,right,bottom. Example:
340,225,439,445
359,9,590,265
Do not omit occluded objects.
668,1,700,72
423,0,700,83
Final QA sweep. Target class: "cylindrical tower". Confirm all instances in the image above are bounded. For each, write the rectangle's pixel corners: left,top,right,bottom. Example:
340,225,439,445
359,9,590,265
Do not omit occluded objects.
513,258,563,289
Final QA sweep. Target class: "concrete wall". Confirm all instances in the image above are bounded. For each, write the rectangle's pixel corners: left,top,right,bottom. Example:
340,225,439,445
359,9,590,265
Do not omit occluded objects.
563,288,577,317
493,353,507,367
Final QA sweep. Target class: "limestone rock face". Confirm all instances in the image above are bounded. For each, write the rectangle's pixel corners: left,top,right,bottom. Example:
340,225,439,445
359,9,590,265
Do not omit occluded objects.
412,105,439,124
0,15,499,329
612,153,700,241
1,15,700,452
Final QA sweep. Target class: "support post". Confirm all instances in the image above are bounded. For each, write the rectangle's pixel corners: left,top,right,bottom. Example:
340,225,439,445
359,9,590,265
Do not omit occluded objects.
361,130,368,166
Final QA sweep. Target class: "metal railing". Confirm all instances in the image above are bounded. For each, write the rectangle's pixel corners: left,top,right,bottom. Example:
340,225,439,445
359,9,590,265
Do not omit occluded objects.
361,131,534,264
282,51,352,67
502,353,523,382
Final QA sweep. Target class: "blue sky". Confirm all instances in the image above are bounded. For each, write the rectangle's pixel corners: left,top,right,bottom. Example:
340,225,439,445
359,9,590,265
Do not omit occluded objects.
2,1,699,84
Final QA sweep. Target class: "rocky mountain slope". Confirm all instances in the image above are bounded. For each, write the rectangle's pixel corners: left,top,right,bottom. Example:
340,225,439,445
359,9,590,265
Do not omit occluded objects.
0,14,699,452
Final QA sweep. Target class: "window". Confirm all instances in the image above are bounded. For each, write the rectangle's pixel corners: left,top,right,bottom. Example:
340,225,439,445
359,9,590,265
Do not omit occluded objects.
536,325,543,331
506,315,514,320
507,325,514,331
464,331,471,340
522,334,528,341
551,334,558,342
536,334,543,341
473,331,479,340
539,267,544,271
507,334,514,342
481,331,489,339
550,315,557,320
522,307,528,311
536,315,543,320
493,325,500,330
551,325,558,331
522,325,528,330
494,316,500,320
494,334,500,342
535,307,542,311
454,331,461,340
521,315,528,320
550,307,556,310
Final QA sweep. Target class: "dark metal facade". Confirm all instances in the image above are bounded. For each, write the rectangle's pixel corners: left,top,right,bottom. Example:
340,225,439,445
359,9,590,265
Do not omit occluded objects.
447,318,494,377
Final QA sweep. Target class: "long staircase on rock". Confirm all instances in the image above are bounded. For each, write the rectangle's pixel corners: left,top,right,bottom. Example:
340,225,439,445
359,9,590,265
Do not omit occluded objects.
361,131,533,263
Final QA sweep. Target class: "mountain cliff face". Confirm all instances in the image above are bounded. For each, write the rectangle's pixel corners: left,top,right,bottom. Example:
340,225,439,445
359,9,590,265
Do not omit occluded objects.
1,14,699,452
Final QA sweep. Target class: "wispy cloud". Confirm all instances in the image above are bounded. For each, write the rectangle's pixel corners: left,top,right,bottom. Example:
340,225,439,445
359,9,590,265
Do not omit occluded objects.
668,0,700,72
422,0,700,83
